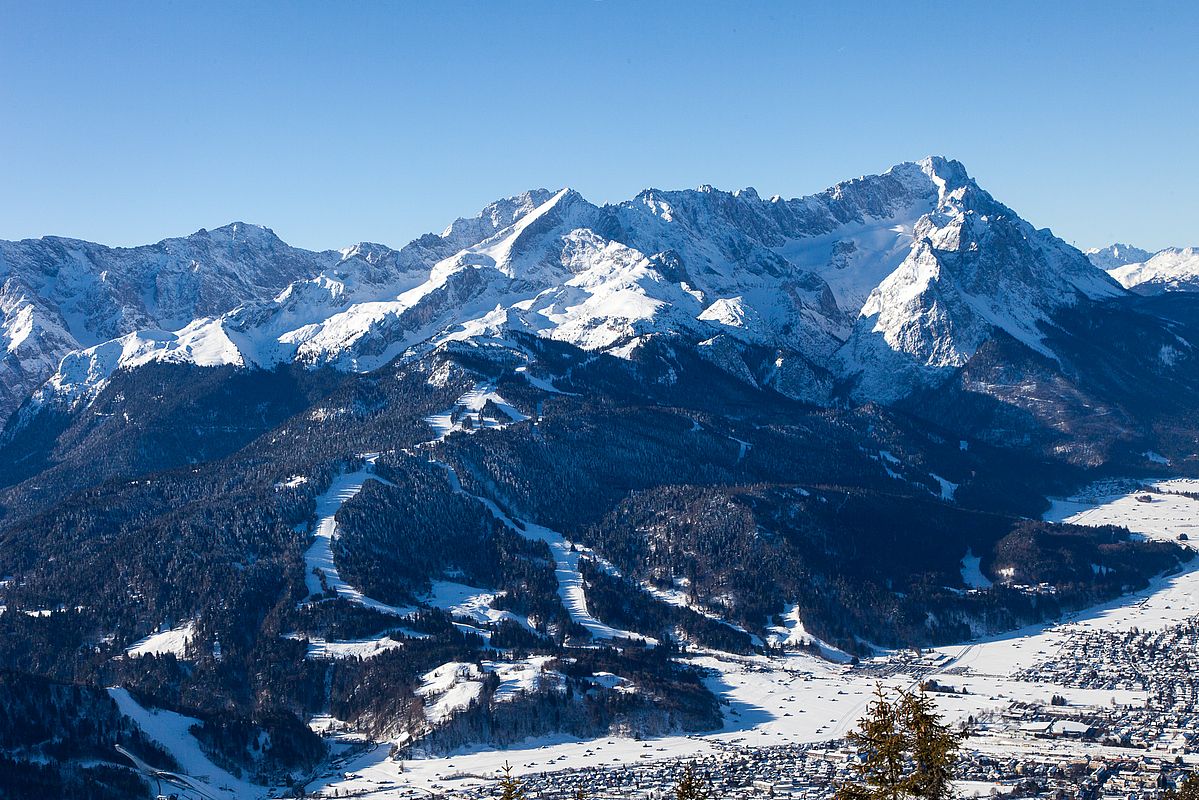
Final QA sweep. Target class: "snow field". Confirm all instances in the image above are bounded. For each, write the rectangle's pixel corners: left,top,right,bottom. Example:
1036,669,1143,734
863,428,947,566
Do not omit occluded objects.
126,620,196,658
108,687,253,798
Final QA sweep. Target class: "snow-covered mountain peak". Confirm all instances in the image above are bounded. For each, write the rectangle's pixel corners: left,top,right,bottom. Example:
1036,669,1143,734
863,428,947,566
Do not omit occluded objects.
1106,246,1199,295
429,188,600,283
438,188,558,246
338,242,398,265
916,155,972,194
171,221,286,252
12,157,1153,419
1085,243,1154,271
839,160,1124,400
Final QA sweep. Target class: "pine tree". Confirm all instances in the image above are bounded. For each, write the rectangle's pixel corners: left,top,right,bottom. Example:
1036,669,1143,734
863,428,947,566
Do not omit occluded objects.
498,761,526,800
901,688,965,799
835,684,964,800
1165,773,1199,800
837,685,910,800
674,763,712,800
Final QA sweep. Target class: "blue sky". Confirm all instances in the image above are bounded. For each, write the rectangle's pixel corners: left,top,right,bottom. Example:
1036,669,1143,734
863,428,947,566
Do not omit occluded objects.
1,1,1196,252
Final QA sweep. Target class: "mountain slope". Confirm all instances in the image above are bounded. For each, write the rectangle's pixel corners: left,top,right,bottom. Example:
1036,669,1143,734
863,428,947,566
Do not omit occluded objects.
1084,243,1153,271
838,158,1125,400
2,159,1199,787
0,224,391,419
22,156,1101,417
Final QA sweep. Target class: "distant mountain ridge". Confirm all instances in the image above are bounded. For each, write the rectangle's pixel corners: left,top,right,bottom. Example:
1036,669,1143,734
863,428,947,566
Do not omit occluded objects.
0,223,406,416
1089,245,1199,295
5,156,1166,422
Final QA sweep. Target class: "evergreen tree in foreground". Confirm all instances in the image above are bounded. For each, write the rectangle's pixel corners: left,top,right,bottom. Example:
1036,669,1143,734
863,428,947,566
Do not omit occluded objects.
1165,773,1199,800
835,684,965,800
674,763,712,800
498,761,526,800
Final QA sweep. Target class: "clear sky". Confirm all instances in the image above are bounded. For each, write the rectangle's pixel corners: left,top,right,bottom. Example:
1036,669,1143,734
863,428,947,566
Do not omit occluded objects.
1,1,1196,253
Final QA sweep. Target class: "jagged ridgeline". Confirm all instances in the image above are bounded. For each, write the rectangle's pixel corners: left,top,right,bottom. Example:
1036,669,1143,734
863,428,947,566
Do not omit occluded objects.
0,158,1197,791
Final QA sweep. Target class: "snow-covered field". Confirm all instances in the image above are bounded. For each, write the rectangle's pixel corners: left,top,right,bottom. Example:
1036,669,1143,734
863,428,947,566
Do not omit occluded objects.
424,382,528,440
1044,478,1199,543
109,687,255,799
296,633,407,660
126,620,195,657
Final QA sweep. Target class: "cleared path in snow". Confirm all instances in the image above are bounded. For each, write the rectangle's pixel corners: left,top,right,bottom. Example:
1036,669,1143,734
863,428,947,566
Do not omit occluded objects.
301,454,412,616
431,457,651,644
109,687,250,799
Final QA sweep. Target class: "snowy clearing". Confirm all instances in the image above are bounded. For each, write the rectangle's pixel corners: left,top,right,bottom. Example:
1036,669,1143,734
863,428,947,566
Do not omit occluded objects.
765,603,853,663
109,687,252,798
126,620,195,658
959,549,992,590
424,382,528,440
291,633,408,660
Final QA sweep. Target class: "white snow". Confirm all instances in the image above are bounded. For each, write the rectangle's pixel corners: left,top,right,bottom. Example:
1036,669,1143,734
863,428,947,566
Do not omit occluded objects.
1107,246,1199,293
292,633,407,660
959,549,993,590
126,621,195,658
776,211,925,316
418,663,486,724
1044,478,1199,543
515,364,573,395
642,581,759,643
424,382,528,440
765,603,854,663
109,687,252,798
424,580,535,632
300,455,414,616
486,656,561,702
932,473,958,501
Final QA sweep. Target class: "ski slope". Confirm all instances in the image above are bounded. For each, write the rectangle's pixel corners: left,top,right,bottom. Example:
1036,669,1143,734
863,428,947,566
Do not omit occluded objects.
431,458,653,644
300,454,413,616
109,687,253,799
126,620,196,658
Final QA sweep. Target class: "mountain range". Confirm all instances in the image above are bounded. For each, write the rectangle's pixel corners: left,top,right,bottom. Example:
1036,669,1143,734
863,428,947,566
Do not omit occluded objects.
2,157,1198,796
6,156,1194,427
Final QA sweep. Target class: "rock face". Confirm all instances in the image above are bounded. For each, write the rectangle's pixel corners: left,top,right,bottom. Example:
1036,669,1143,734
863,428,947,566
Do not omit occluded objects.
1084,243,1154,272
838,158,1124,400
1,157,1141,418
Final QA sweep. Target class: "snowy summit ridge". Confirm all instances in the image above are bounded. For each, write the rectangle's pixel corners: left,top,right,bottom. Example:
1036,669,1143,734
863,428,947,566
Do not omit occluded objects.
0,157,1145,418
1091,245,1199,295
